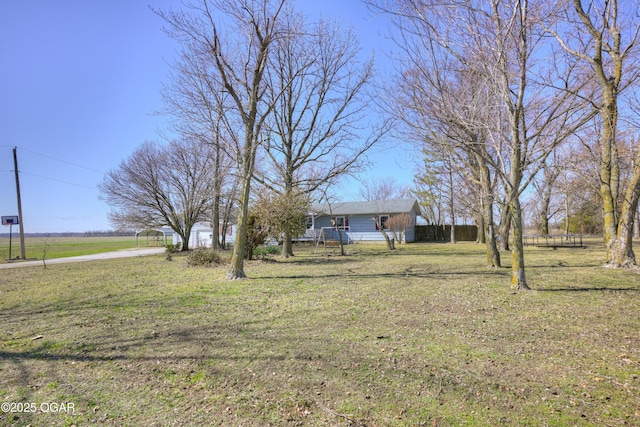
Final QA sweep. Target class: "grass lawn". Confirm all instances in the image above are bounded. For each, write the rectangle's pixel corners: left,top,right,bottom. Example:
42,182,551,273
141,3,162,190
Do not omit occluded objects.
0,240,638,426
0,236,141,263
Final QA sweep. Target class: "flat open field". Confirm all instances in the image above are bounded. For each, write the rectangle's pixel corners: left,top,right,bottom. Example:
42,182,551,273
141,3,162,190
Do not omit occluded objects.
1,241,638,426
0,236,141,263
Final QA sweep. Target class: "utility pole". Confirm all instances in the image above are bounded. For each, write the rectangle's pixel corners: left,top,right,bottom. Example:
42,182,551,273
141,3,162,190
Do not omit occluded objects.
13,147,26,259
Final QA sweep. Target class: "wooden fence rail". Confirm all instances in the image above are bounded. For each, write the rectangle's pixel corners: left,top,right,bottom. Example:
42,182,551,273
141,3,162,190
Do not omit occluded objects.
523,234,584,248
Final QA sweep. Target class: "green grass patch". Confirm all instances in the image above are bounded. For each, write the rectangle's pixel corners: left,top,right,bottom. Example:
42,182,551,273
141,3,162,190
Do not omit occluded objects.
0,236,139,262
0,241,638,426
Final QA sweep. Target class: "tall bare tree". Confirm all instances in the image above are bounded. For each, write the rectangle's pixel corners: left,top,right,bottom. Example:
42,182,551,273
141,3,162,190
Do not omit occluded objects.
548,0,640,267
358,176,411,202
159,37,237,250
370,2,505,266
370,0,594,289
256,12,384,258
158,0,286,278
99,139,215,251
533,153,563,235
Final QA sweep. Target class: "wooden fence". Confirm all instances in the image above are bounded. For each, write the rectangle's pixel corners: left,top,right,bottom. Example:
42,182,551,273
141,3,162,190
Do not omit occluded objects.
415,225,478,242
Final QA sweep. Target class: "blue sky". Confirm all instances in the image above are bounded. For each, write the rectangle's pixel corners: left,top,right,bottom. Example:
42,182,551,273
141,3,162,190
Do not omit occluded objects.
0,0,412,233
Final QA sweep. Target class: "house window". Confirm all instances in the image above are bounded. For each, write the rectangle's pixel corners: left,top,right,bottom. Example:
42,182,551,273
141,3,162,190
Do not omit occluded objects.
378,215,390,230
332,216,348,230
304,215,314,230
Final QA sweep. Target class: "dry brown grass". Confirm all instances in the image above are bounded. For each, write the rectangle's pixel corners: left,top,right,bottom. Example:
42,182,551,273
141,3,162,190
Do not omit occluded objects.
0,240,638,426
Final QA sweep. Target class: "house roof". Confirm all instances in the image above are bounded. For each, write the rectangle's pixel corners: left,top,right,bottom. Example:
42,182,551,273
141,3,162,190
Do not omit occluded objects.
310,198,421,216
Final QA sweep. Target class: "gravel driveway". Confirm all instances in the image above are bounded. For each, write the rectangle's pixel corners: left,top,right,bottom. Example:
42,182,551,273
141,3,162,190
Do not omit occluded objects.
0,247,165,269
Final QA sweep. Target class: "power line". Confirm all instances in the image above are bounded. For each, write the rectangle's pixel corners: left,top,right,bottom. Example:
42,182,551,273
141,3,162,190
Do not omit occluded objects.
20,171,98,190
2,145,107,175
19,146,107,174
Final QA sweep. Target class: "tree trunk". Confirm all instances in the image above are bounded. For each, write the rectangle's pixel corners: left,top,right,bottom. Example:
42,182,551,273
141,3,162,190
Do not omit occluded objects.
484,201,501,269
510,196,530,291
600,98,619,263
478,155,500,267
375,218,395,250
607,152,640,267
227,159,252,280
336,226,346,255
280,184,295,258
448,168,456,244
220,188,236,250
499,203,511,251
180,237,189,251
540,211,549,235
602,180,619,264
487,222,501,268
212,194,220,250
564,194,570,235
608,235,636,268
281,231,294,258
539,166,559,235
477,215,486,244
211,141,222,250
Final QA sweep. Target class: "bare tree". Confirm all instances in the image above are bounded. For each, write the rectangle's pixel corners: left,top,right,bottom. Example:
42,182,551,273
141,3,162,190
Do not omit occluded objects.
533,152,564,235
159,43,237,251
370,2,504,265
358,176,411,202
385,213,413,243
370,0,594,289
256,12,385,258
99,139,215,251
556,135,603,234
39,236,53,269
548,0,640,267
158,0,286,278
373,214,396,250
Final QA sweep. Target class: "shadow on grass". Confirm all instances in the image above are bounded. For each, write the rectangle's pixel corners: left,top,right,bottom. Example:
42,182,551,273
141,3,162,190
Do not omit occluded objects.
536,287,639,293
0,347,294,363
260,268,511,281
0,304,325,362
525,263,601,269
226,265,509,282
0,349,128,362
284,256,363,265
